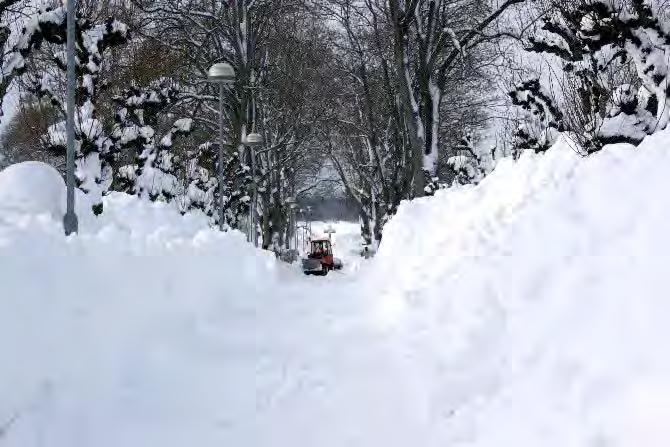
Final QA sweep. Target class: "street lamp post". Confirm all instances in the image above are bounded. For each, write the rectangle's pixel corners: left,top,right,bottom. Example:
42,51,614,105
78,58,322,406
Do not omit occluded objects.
63,0,78,235
288,200,297,251
207,62,236,231
244,132,263,247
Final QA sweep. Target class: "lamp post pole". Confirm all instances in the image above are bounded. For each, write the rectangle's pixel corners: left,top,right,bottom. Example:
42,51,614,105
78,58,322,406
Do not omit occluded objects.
207,62,236,231
63,0,78,235
217,82,225,231
249,145,256,245
207,64,261,243
243,132,263,247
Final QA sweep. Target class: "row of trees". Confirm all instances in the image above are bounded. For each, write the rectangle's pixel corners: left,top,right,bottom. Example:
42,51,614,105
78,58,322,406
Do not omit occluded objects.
0,0,331,250
1,0,670,250
320,0,526,245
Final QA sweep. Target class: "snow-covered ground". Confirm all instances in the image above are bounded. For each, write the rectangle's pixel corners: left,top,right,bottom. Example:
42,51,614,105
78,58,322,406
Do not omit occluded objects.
1,130,670,446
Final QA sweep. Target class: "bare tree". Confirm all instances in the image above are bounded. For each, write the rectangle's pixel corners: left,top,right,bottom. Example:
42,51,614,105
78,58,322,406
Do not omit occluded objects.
319,0,523,245
254,9,336,249
386,0,526,195
320,0,413,246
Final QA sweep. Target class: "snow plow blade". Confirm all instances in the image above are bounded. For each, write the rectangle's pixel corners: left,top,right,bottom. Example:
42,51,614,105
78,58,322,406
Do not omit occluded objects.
302,258,324,275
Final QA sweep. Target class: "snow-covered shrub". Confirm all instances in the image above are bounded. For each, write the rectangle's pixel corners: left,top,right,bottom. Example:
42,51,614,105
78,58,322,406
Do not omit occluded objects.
0,150,10,170
112,81,193,203
523,2,625,152
579,0,670,131
0,1,30,120
526,0,670,153
171,141,249,228
509,78,563,157
136,117,193,202
447,133,501,186
7,6,129,215
599,84,656,145
222,149,252,229
177,142,217,217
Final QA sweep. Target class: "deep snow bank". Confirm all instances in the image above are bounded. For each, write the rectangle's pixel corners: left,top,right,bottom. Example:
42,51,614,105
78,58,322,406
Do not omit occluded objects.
0,185,286,446
372,132,670,446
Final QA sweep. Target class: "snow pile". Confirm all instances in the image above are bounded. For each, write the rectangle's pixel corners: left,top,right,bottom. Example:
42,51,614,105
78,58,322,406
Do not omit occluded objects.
0,162,66,219
372,131,670,446
0,179,288,446
0,161,97,223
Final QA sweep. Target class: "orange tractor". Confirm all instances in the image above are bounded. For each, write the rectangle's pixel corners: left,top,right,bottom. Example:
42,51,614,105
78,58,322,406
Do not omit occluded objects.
302,238,343,276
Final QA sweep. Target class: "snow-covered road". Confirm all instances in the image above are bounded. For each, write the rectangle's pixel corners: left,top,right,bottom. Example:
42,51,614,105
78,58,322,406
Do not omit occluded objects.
0,207,425,446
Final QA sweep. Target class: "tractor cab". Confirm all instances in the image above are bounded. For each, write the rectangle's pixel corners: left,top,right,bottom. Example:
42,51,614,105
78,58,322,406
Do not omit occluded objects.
308,239,333,261
302,238,342,276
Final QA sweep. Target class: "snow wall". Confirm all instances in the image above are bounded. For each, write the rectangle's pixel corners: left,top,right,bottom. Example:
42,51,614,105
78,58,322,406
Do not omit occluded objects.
371,131,670,446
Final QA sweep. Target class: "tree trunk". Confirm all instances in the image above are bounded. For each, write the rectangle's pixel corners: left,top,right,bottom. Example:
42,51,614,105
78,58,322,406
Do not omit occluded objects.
388,0,426,197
